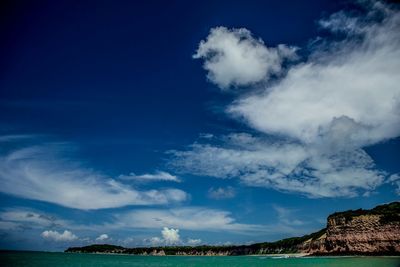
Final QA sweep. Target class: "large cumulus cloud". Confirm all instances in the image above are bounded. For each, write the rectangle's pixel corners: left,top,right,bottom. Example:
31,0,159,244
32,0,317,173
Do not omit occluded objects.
172,1,400,197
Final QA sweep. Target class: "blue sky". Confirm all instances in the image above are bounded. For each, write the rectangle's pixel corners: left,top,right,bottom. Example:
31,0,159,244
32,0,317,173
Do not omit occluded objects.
0,0,399,251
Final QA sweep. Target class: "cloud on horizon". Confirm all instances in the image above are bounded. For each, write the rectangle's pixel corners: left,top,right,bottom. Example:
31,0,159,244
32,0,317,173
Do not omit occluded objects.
41,230,78,242
95,234,109,241
0,204,314,248
161,227,180,245
144,228,203,246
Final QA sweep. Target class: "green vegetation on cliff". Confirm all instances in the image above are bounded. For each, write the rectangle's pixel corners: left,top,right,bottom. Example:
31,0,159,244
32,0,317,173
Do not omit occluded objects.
329,202,400,223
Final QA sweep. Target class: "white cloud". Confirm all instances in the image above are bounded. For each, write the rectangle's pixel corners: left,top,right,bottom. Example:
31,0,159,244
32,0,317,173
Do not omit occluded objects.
173,2,400,198
187,238,202,246
193,26,296,89
115,207,265,233
96,234,109,241
145,229,202,246
161,227,180,245
41,230,78,242
0,137,188,210
388,174,400,182
228,4,400,147
144,228,181,246
170,133,385,197
0,142,188,209
169,133,308,179
208,186,236,199
119,171,180,182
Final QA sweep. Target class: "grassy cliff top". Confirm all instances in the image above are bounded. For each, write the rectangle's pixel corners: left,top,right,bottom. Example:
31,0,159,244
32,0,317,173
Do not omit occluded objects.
328,201,400,223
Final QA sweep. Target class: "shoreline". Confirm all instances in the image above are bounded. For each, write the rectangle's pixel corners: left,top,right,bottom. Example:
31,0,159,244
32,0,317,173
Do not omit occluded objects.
3,250,400,257
65,253,400,258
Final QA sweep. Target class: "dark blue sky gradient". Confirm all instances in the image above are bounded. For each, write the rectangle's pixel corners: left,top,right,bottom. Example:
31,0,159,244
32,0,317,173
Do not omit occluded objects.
0,0,345,172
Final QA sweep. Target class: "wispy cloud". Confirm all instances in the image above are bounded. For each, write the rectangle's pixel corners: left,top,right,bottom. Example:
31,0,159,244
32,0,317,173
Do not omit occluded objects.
171,1,400,198
0,138,188,209
208,186,236,200
114,207,268,234
0,208,112,236
119,171,180,183
0,208,69,230
272,205,305,227
170,133,384,197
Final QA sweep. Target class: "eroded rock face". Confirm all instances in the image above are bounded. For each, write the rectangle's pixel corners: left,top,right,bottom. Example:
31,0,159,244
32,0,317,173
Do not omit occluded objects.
149,249,166,256
303,214,400,255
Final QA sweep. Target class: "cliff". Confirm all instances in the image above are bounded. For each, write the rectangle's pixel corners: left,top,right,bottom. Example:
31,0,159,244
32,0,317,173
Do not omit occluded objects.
302,202,400,255
65,202,400,256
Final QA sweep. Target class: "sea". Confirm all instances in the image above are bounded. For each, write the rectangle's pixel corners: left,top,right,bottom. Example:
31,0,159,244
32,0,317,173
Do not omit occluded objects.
1,251,400,267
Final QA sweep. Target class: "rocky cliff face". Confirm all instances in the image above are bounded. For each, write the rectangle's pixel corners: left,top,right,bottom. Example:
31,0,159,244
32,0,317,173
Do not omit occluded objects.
301,204,400,255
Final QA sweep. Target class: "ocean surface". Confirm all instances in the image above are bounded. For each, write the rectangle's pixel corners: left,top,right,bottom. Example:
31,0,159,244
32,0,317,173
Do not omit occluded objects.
1,251,400,267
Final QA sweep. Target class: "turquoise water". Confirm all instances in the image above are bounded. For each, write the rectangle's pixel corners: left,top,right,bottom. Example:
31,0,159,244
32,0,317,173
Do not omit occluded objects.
1,252,400,267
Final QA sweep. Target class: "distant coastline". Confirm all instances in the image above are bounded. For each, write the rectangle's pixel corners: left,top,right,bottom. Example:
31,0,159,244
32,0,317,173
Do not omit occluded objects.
65,202,400,256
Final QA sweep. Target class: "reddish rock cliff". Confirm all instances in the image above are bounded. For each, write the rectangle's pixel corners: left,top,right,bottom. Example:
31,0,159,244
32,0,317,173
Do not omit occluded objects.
302,203,400,255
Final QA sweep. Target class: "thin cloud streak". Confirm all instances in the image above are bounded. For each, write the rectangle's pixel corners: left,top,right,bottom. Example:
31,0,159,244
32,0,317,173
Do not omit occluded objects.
0,138,188,210
119,171,181,183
